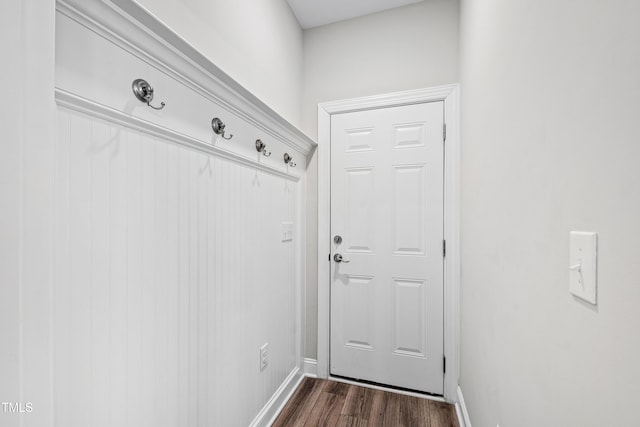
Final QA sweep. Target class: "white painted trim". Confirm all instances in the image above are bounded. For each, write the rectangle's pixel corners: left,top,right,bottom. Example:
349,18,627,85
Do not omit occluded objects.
57,0,316,156
249,367,304,427
456,386,472,427
298,178,308,382
442,85,461,404
318,86,459,113
303,358,318,377
8,1,57,426
316,101,331,379
55,88,300,182
455,402,465,427
316,84,461,402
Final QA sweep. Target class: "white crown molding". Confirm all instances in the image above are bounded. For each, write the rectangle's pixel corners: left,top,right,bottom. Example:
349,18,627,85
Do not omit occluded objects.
56,0,316,157
55,88,300,182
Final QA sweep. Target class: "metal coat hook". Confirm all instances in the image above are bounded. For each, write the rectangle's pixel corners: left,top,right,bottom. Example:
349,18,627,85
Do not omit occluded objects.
132,78,165,110
283,153,296,167
211,117,233,140
255,139,271,157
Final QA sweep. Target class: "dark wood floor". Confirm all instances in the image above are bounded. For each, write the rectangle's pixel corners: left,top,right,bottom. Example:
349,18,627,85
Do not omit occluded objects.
272,377,459,427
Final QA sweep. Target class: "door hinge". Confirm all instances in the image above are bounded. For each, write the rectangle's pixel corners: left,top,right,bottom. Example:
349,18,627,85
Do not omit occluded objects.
443,356,446,374
443,240,446,257
443,123,447,142
328,253,331,262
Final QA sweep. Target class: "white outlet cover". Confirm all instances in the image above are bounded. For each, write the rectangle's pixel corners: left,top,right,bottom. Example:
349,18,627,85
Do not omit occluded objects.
260,343,269,371
281,222,294,242
569,231,597,305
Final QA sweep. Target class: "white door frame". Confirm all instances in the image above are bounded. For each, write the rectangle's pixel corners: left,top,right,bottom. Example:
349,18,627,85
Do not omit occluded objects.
316,84,460,402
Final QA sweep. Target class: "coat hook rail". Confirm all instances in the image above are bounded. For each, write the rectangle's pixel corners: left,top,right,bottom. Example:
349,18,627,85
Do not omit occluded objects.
211,117,233,140
132,78,165,110
283,152,296,167
255,139,272,157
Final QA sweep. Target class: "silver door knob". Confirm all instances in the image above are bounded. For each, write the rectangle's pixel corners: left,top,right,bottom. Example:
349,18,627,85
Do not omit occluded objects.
333,253,350,263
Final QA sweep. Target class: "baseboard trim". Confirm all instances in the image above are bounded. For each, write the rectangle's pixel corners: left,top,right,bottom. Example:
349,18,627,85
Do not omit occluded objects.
249,367,304,427
456,385,472,427
303,358,318,377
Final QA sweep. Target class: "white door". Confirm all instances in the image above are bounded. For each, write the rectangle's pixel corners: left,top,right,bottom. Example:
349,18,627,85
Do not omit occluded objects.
330,101,445,394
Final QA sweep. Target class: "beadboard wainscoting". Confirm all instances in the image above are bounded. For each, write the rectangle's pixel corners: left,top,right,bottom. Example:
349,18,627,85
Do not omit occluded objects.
53,106,300,426
51,1,316,426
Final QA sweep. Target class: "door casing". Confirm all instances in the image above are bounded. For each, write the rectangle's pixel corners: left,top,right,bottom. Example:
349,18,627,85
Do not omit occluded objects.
316,84,460,402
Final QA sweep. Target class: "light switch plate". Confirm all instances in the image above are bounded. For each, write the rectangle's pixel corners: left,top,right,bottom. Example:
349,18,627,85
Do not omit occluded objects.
281,222,294,242
569,231,597,305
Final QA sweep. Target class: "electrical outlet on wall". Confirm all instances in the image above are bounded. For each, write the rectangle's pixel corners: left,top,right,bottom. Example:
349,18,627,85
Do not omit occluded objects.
281,222,294,242
569,231,597,305
260,343,269,371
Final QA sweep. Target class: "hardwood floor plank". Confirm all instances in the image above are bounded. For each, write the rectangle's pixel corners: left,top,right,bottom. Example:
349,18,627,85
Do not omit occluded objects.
429,399,459,427
366,389,387,426
336,415,368,427
273,378,459,427
303,391,346,427
272,378,326,427
341,384,375,419
323,380,350,397
381,390,401,426
399,395,431,427
415,395,432,426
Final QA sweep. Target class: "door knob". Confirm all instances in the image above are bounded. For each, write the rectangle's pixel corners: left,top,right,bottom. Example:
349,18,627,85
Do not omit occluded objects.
333,253,350,263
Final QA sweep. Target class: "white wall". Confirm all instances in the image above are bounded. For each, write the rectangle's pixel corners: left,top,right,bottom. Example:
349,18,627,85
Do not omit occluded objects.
49,5,309,425
301,0,460,138
459,0,640,426
136,0,304,127
1,0,310,424
0,2,22,423
0,0,55,426
301,0,460,358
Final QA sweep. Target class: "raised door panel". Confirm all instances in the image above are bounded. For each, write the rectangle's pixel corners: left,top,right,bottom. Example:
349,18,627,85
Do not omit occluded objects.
392,278,427,358
345,168,376,254
345,128,375,152
392,165,427,256
393,122,426,150
342,276,376,351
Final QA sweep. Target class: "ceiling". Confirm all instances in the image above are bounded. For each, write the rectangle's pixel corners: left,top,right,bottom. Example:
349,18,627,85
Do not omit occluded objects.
286,0,425,29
